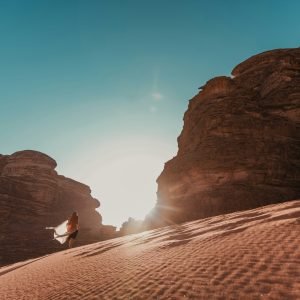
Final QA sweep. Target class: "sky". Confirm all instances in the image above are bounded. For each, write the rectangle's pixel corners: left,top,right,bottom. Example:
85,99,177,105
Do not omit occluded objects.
0,0,299,228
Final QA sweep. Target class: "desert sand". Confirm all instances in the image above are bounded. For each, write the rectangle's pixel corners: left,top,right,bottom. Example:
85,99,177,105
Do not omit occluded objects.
1,200,299,300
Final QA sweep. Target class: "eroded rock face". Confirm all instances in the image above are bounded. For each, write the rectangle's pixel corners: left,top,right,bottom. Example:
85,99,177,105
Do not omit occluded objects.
0,150,116,266
154,48,300,226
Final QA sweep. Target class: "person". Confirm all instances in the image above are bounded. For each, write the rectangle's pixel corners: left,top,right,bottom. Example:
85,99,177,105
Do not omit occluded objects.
66,211,79,248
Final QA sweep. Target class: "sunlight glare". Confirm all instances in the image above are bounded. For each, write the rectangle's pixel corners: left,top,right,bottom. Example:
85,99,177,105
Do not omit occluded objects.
64,137,176,229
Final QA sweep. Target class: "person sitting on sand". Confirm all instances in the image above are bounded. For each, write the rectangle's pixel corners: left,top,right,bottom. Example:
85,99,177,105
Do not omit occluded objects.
66,211,79,248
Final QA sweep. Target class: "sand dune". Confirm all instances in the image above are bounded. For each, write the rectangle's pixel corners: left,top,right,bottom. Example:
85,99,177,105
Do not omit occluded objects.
1,200,300,299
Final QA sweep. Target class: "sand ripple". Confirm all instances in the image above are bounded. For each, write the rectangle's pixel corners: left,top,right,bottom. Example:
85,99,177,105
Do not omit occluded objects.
1,200,299,299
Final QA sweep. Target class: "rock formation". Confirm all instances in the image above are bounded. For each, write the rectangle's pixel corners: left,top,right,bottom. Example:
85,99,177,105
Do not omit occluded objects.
119,217,144,236
153,48,300,226
0,150,116,266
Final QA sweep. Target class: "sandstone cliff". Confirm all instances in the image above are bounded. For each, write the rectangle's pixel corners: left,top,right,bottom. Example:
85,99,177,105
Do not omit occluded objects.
0,150,116,266
153,48,300,226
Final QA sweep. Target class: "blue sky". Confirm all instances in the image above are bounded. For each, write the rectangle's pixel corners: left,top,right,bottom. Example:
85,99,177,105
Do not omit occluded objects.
1,0,299,227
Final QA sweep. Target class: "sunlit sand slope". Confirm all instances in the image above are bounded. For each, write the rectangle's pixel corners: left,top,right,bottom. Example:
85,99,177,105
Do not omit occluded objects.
1,200,300,299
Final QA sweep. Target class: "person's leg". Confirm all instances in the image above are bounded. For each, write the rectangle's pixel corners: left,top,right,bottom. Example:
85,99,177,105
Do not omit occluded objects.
68,238,75,248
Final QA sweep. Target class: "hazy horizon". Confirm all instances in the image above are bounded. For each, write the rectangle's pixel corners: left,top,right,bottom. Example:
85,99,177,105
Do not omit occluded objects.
1,0,300,227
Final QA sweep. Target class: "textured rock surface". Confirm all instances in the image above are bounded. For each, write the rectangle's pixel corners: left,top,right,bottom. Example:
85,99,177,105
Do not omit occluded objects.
154,48,300,226
0,150,116,266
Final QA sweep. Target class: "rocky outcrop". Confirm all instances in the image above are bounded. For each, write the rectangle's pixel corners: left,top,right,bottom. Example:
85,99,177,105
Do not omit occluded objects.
0,150,116,266
119,218,144,236
153,48,300,226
